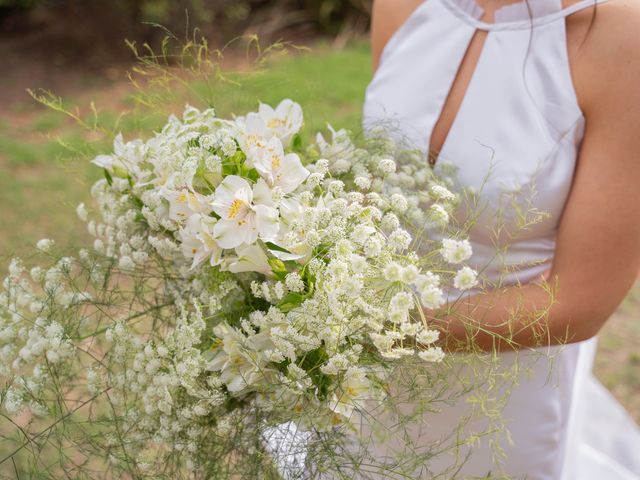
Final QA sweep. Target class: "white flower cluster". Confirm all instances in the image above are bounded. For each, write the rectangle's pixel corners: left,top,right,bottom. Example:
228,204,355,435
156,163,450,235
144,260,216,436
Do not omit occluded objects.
1,100,481,471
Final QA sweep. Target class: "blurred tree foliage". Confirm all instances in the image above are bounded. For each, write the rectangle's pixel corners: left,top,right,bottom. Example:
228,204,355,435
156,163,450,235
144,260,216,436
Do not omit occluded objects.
0,0,373,38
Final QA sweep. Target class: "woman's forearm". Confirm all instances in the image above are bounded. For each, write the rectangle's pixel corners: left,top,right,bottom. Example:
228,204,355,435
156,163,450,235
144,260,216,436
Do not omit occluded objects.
430,278,598,352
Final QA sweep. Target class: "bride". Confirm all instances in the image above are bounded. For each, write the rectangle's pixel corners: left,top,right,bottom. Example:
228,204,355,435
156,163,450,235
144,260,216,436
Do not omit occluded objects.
359,0,640,478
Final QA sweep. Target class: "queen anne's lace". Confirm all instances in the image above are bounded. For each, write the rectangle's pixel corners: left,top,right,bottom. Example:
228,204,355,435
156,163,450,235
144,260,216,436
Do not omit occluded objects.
0,100,479,474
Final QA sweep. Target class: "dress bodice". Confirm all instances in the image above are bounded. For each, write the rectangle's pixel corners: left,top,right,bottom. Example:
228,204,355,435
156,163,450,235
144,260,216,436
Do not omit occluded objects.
359,3,640,480
364,0,605,286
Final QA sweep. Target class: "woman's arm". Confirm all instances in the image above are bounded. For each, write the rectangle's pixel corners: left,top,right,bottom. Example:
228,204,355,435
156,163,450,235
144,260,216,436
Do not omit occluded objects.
436,1,640,351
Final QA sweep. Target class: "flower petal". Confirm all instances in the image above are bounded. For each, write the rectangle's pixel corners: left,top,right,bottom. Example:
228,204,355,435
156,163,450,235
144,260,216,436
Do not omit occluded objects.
213,219,243,249
252,178,275,208
254,204,279,241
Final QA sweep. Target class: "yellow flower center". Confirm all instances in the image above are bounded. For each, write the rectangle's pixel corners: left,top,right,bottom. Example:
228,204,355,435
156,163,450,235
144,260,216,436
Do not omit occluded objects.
271,154,281,171
232,356,245,366
227,199,245,219
247,134,264,148
267,118,286,129
331,414,343,426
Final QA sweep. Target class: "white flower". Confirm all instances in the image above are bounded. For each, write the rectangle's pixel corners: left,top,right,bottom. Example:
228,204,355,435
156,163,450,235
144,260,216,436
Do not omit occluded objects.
273,282,285,300
306,172,323,189
453,266,478,291
211,176,279,249
249,137,309,194
381,212,400,232
92,134,127,173
420,286,446,309
389,229,412,251
328,180,345,196
390,292,413,312
429,184,456,201
236,113,270,153
285,272,305,293
390,194,408,213
440,238,473,264
207,323,271,394
76,203,88,222
354,176,371,190
329,368,370,419
383,262,402,282
400,265,419,284
257,99,303,147
164,189,213,223
220,138,237,157
416,329,440,345
418,346,445,363
390,347,415,357
118,255,136,272
36,239,55,252
350,225,375,246
349,254,368,274
225,244,272,276
363,237,382,258
414,272,440,290
92,133,143,176
370,333,395,353
200,134,216,150
179,214,223,268
378,158,396,175
428,204,449,226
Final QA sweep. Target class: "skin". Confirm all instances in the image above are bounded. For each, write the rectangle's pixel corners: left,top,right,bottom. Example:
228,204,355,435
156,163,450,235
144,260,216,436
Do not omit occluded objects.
371,0,640,350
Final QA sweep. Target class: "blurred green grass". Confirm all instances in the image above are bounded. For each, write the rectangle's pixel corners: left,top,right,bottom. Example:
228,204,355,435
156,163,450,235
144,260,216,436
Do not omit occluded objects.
0,42,371,260
0,41,638,422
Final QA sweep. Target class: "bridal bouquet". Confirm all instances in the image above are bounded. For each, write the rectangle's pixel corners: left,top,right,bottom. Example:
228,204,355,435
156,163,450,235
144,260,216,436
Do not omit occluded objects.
0,99,478,477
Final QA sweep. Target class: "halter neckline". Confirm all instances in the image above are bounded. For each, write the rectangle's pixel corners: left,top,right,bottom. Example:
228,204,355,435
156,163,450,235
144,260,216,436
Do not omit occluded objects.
440,0,605,31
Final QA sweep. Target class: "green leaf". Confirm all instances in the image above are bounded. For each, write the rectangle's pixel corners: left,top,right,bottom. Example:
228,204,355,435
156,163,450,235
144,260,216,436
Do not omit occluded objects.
131,195,144,209
264,242,292,254
291,133,303,152
268,257,287,276
277,292,306,313
103,168,113,186
297,346,332,400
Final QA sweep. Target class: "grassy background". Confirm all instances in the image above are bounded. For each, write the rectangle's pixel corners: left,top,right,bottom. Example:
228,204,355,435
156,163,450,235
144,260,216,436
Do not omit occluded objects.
0,42,638,421
0,42,372,258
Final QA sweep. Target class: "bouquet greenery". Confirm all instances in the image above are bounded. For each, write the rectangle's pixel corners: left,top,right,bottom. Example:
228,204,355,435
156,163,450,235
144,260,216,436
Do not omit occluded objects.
0,96,501,478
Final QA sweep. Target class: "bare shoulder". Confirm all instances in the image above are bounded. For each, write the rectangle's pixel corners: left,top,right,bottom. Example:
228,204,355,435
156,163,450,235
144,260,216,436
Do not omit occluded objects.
570,0,640,115
371,0,425,70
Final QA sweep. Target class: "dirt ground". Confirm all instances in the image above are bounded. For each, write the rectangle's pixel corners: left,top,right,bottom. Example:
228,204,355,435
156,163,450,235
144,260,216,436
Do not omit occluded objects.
0,2,158,112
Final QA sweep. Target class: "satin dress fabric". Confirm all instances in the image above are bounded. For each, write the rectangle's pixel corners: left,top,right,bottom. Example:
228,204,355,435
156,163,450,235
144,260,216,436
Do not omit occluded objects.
362,0,640,478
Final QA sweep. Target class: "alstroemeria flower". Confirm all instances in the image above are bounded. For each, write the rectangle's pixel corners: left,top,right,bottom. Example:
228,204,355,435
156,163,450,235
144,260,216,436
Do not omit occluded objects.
179,214,223,268
250,137,309,194
207,323,273,394
92,133,145,177
328,368,371,419
257,99,303,147
211,176,279,249
236,113,270,155
224,243,273,276
164,189,213,223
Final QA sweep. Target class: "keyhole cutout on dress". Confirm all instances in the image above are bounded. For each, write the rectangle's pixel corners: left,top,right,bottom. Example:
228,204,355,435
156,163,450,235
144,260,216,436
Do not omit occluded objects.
428,28,488,166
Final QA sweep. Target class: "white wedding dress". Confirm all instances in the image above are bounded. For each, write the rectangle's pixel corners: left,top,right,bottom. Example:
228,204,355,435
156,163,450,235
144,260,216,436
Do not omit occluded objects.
359,0,640,478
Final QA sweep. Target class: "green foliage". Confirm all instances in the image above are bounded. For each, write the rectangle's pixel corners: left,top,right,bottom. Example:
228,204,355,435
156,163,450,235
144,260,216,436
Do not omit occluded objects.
0,43,371,266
